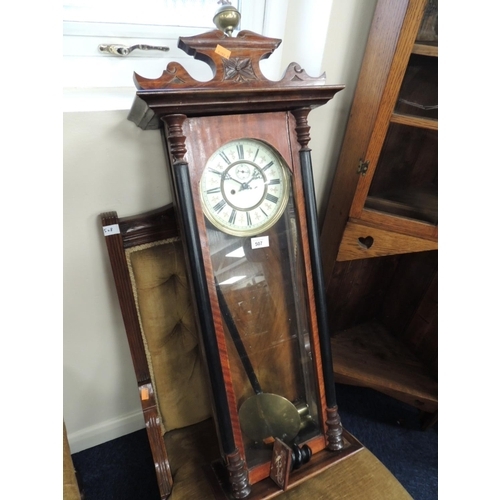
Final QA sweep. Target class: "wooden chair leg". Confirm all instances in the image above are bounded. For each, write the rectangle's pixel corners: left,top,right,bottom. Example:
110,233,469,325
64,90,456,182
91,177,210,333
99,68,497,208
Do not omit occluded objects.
140,383,173,499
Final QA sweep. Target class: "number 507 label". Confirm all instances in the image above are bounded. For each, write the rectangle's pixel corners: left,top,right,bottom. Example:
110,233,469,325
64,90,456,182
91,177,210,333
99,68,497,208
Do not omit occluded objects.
251,236,269,249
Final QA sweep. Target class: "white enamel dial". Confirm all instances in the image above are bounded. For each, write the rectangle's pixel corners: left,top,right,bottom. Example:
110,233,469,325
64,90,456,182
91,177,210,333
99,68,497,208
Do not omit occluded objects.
200,139,290,236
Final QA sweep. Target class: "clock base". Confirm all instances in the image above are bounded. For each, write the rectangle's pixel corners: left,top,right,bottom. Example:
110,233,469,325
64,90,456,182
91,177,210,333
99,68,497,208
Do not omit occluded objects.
206,430,363,499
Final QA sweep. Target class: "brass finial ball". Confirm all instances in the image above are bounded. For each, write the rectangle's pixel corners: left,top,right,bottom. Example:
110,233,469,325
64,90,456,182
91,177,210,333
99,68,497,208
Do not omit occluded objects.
213,1,241,36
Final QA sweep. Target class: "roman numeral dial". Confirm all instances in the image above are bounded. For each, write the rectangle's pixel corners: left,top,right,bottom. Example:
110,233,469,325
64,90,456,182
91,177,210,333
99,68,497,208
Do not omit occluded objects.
200,139,290,237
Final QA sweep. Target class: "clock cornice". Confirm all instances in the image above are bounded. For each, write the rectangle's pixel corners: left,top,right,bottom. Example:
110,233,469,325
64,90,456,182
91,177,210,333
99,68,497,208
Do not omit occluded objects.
128,29,344,130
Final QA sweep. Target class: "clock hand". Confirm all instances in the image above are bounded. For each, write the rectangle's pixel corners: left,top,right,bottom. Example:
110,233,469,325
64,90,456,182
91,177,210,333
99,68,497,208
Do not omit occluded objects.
223,172,244,186
247,169,262,185
238,169,262,191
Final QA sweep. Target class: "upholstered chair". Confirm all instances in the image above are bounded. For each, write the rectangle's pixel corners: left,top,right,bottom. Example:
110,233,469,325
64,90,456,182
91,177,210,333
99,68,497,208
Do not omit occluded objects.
100,204,412,499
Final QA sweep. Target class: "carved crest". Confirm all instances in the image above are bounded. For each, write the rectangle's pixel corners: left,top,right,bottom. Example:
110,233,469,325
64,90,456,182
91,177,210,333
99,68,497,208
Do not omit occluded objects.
133,30,327,90
129,29,344,129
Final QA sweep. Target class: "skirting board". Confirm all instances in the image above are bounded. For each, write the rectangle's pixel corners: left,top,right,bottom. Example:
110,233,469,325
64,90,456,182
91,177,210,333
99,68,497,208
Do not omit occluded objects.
67,409,145,454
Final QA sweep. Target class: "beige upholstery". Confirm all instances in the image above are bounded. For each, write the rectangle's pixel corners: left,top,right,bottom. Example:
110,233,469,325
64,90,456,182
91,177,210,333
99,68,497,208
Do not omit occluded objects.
126,239,212,432
164,418,412,499
280,447,412,499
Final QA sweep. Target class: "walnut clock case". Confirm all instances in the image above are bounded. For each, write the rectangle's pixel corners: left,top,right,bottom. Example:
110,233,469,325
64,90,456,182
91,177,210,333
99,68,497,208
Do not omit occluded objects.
128,28,359,499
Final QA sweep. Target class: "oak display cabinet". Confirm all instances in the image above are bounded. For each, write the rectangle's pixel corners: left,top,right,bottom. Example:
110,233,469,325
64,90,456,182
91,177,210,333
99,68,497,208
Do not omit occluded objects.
320,0,438,424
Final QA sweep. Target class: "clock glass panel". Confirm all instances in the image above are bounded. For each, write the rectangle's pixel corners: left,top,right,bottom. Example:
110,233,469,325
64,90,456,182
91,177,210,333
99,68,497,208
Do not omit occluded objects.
202,140,322,468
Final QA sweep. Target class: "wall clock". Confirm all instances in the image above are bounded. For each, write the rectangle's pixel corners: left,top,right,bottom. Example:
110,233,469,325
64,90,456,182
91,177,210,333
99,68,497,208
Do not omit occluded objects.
128,6,361,499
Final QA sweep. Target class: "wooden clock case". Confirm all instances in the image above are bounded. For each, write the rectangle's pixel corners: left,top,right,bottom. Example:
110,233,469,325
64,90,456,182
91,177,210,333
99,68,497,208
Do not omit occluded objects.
128,28,360,499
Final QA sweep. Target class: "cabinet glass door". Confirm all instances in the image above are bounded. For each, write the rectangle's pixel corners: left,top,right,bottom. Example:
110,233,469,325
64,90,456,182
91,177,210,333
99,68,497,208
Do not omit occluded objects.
365,50,437,226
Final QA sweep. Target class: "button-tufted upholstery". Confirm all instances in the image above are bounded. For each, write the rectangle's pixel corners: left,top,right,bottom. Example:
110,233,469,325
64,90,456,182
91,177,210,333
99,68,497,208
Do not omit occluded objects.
100,205,413,500
126,239,212,432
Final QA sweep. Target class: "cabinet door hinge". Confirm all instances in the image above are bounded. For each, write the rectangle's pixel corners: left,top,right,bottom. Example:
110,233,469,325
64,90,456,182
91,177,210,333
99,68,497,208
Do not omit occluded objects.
357,160,369,176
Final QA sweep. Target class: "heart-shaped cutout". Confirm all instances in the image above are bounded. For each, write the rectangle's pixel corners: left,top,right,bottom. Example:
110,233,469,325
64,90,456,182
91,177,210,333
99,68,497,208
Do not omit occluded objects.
358,236,374,250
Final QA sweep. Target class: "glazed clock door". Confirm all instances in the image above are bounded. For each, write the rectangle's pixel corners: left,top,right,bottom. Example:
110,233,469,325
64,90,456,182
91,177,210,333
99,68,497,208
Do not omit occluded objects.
201,140,322,470
178,111,329,480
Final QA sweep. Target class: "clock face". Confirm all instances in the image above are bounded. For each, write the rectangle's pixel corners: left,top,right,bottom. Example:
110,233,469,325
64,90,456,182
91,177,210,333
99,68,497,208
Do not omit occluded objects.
200,139,290,237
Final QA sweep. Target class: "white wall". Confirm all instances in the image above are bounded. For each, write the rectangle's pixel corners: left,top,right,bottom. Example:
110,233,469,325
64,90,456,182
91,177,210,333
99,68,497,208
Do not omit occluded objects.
283,0,378,223
63,0,377,453
63,111,172,452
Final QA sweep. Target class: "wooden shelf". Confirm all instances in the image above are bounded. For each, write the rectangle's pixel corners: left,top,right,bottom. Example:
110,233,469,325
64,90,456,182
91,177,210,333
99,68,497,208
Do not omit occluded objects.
365,188,438,225
331,320,437,413
391,112,437,130
413,42,438,57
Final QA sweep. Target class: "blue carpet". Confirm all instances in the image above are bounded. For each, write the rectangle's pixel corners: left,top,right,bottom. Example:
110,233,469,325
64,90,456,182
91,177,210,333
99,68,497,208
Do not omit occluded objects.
72,384,437,499
335,384,438,500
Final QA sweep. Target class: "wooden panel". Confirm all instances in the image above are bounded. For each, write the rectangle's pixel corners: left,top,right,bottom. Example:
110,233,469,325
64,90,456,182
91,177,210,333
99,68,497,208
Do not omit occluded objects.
381,252,435,328
331,321,437,413
381,251,438,377
404,274,438,375
325,256,400,332
337,221,438,261
337,222,437,261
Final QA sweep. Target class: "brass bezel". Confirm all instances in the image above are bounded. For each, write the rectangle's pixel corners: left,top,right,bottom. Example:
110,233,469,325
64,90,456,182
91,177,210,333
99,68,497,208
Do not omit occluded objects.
200,138,291,237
